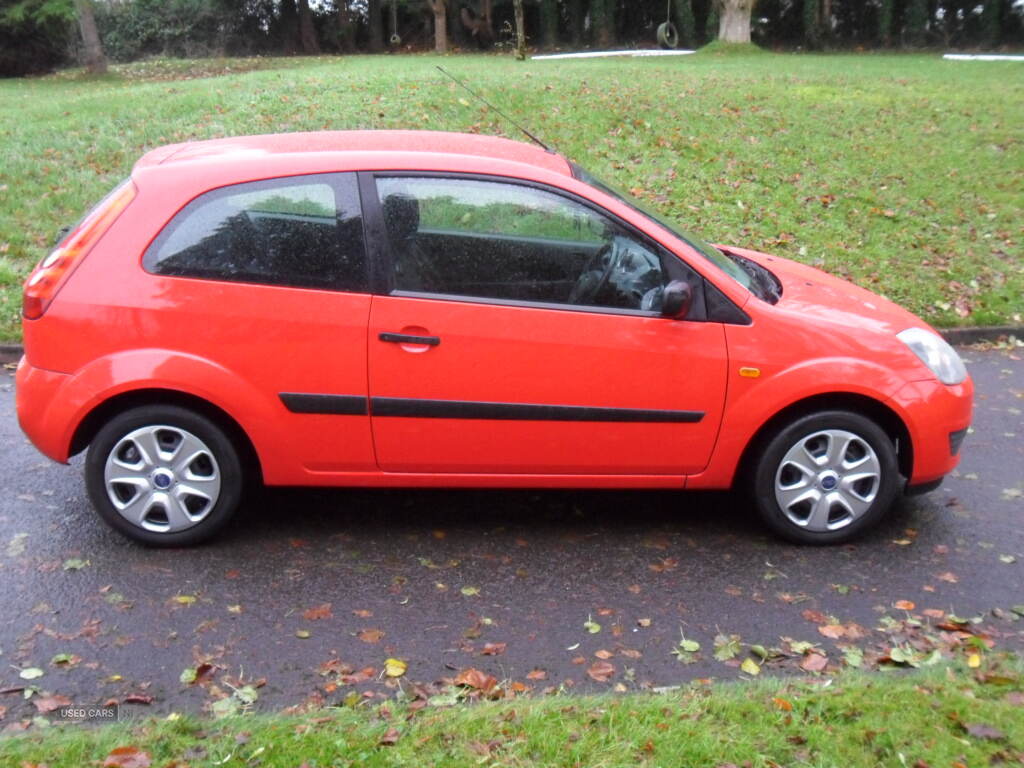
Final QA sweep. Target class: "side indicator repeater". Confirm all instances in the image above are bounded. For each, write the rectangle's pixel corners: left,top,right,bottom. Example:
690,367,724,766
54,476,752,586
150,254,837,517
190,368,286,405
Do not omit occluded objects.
739,367,761,378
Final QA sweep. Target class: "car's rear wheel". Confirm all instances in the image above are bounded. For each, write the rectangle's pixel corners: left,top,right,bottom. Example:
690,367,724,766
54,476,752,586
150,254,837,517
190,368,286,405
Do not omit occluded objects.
751,410,900,544
85,405,243,546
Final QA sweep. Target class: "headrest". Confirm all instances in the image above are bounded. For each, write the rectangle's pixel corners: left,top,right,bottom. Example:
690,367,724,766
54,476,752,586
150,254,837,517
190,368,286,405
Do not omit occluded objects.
383,193,420,241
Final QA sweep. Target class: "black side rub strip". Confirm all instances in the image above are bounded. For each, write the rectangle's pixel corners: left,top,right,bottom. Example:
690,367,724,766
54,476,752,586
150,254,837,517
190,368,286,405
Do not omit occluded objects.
280,393,368,415
371,397,704,423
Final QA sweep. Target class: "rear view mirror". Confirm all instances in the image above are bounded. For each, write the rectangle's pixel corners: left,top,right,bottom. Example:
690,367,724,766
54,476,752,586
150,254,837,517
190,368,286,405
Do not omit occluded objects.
661,279,693,319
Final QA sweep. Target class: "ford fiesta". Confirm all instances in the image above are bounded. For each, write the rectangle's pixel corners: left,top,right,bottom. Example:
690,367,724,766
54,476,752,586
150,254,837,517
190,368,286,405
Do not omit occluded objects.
16,131,972,546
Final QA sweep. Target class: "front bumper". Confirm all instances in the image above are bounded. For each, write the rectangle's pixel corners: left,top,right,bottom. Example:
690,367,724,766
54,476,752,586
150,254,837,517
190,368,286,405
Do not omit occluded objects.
888,376,973,486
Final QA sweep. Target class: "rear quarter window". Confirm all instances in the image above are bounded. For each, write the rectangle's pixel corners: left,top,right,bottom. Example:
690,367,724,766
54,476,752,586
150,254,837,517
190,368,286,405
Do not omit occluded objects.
144,173,367,292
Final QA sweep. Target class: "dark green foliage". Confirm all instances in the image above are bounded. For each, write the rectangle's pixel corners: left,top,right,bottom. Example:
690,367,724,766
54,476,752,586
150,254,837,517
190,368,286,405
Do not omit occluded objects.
981,0,1001,47
673,0,696,48
0,0,74,74
704,4,718,41
540,0,558,46
878,0,893,45
904,0,927,45
802,0,819,48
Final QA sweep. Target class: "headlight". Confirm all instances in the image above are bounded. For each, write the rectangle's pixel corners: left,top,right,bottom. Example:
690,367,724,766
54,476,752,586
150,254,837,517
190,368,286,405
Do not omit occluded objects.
897,328,967,385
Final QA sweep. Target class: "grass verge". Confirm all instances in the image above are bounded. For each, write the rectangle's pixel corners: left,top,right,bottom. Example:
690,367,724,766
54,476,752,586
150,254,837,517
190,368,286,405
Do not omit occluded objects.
3,663,1023,767
0,51,1021,341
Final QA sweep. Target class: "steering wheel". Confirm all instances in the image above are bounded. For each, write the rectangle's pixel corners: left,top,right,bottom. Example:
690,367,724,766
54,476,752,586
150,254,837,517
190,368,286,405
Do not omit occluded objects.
567,239,626,306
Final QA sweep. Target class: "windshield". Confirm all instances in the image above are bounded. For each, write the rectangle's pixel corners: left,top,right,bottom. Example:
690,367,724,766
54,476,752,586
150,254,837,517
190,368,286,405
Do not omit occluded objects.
570,163,756,294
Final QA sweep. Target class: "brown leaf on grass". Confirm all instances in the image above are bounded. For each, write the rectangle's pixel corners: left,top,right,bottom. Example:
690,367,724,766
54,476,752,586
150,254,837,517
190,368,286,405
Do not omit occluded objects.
526,669,547,681
454,668,497,692
800,653,828,672
772,697,793,711
32,694,71,713
587,661,616,683
103,747,152,768
303,604,332,621
964,723,1006,741
357,628,384,644
481,642,506,656
379,727,400,746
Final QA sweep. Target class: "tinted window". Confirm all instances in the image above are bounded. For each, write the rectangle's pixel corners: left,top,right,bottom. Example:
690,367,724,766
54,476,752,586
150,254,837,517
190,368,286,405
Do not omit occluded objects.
145,173,367,292
376,177,668,312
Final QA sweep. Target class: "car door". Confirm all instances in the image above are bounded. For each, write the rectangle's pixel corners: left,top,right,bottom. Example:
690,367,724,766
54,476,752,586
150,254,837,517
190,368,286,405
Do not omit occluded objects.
141,172,375,479
365,173,728,476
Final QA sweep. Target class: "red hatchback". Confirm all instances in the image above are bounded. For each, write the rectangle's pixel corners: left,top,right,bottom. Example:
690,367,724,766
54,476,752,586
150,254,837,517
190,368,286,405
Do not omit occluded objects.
16,131,972,546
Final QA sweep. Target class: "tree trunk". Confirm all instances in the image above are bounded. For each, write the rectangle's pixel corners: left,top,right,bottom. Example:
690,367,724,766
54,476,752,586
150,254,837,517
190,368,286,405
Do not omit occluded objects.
460,0,494,47
428,0,447,52
298,0,320,54
337,3,356,53
367,0,384,52
714,0,753,44
280,0,299,53
803,0,819,48
567,0,583,46
513,0,526,58
73,0,106,74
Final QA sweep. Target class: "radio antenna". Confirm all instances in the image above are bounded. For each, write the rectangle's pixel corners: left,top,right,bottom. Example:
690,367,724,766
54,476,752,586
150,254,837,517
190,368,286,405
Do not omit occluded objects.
436,65,553,153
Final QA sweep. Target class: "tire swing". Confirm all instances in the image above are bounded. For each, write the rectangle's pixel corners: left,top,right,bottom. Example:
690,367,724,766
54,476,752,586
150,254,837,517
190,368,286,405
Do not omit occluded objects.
388,0,402,46
656,0,679,49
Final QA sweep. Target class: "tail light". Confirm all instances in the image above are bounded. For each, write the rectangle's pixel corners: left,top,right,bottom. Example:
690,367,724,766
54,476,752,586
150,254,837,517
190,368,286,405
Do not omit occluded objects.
23,179,136,320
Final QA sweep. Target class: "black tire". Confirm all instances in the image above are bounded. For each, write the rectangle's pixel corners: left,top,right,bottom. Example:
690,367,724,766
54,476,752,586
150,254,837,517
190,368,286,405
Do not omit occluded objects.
750,410,901,545
657,21,679,49
85,405,244,547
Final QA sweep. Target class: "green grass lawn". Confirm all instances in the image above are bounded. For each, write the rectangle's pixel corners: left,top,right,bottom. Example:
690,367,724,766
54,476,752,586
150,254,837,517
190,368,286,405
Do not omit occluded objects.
3,663,1023,767
0,51,1021,342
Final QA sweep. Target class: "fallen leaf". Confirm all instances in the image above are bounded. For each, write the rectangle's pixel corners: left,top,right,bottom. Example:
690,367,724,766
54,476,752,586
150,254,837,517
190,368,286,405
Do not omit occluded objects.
999,555,1016,564
303,604,332,621
172,595,196,605
352,609,373,618
594,649,613,660
964,722,1005,741
817,625,845,639
460,586,480,597
122,694,153,705
32,694,71,713
384,658,407,678
936,572,959,583
295,629,311,639
19,668,44,680
894,600,916,611
587,660,615,682
740,658,761,676
358,628,385,644
800,653,828,673
454,668,497,692
583,615,602,634
103,746,152,768
481,643,506,656
62,558,89,571
637,618,652,628
713,633,741,661
772,697,793,711
379,727,400,746
967,653,982,668
526,669,547,681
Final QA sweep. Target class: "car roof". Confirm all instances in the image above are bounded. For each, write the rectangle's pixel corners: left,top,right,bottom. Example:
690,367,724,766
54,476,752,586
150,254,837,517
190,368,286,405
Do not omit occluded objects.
135,130,572,178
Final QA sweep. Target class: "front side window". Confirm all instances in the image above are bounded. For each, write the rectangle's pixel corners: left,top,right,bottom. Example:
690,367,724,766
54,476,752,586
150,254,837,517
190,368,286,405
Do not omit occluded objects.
375,176,669,312
145,173,367,292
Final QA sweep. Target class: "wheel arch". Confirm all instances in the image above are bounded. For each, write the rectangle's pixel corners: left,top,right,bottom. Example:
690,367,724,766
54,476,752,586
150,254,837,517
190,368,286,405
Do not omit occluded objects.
734,392,912,490
69,388,264,484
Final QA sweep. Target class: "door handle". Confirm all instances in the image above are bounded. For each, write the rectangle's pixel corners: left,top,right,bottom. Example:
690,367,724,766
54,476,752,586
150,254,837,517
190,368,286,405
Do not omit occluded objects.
379,332,441,346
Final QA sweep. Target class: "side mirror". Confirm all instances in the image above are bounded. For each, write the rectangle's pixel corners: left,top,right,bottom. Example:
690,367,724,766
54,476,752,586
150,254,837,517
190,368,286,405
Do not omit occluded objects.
661,279,693,319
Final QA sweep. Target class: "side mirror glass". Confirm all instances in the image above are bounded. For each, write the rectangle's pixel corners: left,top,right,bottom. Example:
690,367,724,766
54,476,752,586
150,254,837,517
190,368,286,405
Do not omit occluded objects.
661,279,693,319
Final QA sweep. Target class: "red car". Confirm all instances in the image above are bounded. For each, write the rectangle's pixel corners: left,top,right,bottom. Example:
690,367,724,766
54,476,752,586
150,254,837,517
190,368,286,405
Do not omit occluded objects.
16,131,972,546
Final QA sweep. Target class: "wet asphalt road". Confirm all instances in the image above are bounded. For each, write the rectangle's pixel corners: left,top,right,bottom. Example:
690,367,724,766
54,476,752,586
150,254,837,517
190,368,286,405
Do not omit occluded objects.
0,345,1021,722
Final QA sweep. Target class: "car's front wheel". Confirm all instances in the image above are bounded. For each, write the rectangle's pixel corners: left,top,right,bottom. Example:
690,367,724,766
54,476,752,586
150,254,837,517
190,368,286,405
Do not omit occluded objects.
85,405,243,546
751,410,901,544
